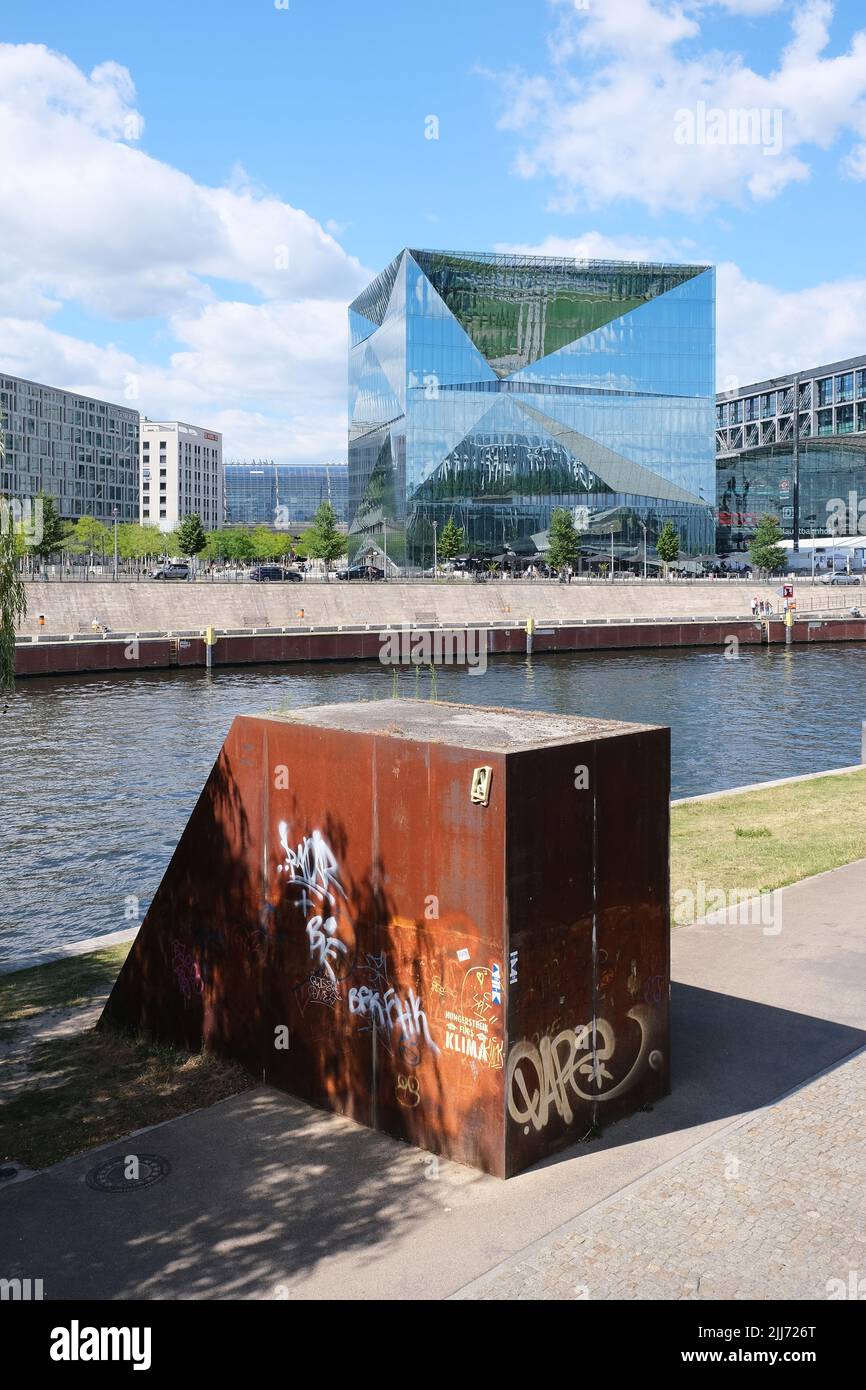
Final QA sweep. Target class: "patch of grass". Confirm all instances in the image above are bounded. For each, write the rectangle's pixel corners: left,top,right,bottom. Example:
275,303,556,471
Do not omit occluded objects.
0,1026,254,1169
671,768,866,923
0,942,131,1034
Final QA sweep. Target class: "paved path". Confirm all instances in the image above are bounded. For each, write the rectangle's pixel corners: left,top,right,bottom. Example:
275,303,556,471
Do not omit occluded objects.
454,1048,866,1301
2,860,865,1300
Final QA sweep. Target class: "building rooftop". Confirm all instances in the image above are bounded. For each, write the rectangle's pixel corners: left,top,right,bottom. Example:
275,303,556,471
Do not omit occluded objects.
717,351,866,400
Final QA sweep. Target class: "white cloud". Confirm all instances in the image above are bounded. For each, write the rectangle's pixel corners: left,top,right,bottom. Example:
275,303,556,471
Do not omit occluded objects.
715,261,866,388
495,0,866,213
494,230,702,263
0,44,366,320
0,296,349,461
0,42,367,461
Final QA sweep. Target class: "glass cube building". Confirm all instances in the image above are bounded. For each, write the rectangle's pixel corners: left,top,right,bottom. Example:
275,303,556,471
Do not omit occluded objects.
348,249,716,567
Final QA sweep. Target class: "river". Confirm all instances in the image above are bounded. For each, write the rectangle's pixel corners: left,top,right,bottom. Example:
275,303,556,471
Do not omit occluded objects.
2,643,864,965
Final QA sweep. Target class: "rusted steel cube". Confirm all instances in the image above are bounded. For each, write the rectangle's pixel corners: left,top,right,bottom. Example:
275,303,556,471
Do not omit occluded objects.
101,699,670,1177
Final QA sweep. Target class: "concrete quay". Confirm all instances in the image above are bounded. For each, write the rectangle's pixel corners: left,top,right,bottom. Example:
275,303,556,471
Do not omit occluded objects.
17,577,853,639
14,580,865,678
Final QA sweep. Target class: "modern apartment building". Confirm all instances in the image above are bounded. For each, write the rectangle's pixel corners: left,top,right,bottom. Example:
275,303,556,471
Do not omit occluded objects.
716,354,866,551
348,248,716,566
223,460,349,527
0,372,139,521
140,421,223,533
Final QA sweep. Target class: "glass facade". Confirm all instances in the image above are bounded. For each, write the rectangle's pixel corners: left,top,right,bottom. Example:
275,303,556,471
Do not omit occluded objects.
0,373,139,521
348,249,716,566
716,353,866,549
224,461,348,527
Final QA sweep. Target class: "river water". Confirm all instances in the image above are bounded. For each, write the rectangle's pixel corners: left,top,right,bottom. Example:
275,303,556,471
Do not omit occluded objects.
2,643,864,966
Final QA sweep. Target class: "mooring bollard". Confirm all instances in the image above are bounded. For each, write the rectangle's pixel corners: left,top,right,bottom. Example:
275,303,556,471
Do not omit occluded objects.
526,615,535,655
204,624,216,669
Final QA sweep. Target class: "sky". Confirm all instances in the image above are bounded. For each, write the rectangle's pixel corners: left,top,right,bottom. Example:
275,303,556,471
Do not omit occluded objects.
2,0,866,462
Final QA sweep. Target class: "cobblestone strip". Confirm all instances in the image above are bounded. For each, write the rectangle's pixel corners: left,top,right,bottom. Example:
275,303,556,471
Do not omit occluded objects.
452,1047,866,1301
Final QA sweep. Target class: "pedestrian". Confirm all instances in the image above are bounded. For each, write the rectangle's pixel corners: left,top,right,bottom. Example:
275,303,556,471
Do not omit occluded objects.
751,594,759,617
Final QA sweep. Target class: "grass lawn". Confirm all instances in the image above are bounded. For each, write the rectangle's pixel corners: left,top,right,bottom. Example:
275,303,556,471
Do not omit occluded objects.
0,943,253,1170
0,943,131,1037
1,1031,253,1170
671,768,866,922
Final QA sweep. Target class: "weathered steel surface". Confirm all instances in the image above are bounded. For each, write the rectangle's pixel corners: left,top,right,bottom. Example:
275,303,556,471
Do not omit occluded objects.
100,699,670,1177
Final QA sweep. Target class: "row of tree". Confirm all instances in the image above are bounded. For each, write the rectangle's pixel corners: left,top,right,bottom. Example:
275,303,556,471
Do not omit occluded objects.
5,496,349,568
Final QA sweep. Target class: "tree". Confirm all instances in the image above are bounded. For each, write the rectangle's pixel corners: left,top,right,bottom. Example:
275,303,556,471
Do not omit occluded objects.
656,520,680,579
547,507,579,571
221,529,256,562
0,510,26,692
251,526,284,561
175,514,207,561
749,513,786,576
0,416,26,691
305,501,346,577
68,515,110,559
31,491,66,562
437,515,464,565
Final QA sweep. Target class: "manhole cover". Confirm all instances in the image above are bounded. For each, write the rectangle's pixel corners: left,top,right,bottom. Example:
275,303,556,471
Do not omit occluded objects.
85,1154,171,1193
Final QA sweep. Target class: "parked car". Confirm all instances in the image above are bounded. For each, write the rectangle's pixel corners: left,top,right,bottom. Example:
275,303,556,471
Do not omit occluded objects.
248,565,302,582
821,573,861,586
150,563,190,581
336,563,385,581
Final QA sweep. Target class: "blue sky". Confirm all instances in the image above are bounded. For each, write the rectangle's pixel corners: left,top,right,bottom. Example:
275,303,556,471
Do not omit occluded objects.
2,0,866,460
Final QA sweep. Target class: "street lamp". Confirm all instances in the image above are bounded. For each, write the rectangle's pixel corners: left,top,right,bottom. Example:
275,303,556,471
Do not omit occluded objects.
112,506,119,581
382,519,388,579
609,526,615,582
638,519,648,582
432,519,438,580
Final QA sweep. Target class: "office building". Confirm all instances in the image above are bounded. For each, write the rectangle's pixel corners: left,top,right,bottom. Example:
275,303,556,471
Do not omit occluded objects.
140,421,223,533
348,248,716,567
0,372,139,521
223,460,348,528
716,354,866,551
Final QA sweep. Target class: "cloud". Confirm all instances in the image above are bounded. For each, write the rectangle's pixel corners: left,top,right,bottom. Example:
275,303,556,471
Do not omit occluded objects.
0,42,368,461
494,0,866,214
0,44,366,320
494,230,702,263
715,261,866,389
0,295,350,461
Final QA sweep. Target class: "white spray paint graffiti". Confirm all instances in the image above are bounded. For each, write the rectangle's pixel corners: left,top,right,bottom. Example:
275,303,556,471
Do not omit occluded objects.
277,822,348,982
506,1005,663,1133
348,984,440,1054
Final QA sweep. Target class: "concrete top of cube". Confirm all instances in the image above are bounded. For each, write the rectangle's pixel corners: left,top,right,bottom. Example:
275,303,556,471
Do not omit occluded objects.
268,699,663,753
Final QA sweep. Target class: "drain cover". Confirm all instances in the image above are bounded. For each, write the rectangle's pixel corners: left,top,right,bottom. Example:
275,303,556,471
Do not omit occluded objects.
85,1153,171,1193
